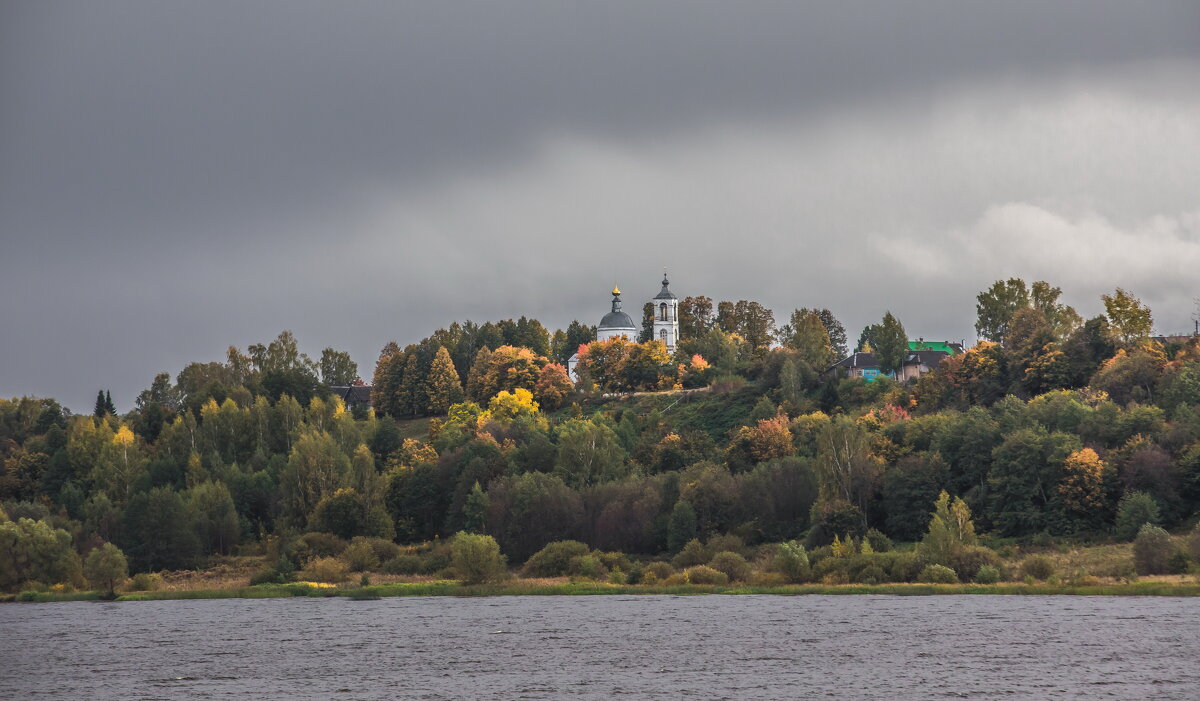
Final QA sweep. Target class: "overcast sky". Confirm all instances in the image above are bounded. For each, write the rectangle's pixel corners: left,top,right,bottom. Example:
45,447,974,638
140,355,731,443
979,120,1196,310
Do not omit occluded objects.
3,2,1199,413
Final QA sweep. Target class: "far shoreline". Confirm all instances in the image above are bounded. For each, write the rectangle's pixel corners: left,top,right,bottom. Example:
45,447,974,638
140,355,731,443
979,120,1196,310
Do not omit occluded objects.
7,579,1200,603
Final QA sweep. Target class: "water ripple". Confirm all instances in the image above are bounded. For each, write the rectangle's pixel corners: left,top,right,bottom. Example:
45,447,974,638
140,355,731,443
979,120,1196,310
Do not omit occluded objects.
1,595,1198,699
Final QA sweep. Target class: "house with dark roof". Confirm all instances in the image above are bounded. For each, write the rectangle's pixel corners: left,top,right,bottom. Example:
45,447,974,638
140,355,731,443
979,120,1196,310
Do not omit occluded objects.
827,339,962,383
328,380,372,411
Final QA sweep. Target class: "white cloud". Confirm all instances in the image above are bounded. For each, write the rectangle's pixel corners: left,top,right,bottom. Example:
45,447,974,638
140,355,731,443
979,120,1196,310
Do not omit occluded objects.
333,65,1200,342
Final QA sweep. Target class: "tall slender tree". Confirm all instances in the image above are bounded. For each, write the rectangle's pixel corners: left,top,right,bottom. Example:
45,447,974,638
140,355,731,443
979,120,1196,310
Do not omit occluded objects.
874,312,908,377
639,302,655,343
426,346,465,414
371,342,403,418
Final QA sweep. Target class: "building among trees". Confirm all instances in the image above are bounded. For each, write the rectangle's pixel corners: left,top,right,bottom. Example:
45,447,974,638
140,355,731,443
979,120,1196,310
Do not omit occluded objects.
328,380,373,411
596,286,639,343
568,273,679,379
829,340,964,382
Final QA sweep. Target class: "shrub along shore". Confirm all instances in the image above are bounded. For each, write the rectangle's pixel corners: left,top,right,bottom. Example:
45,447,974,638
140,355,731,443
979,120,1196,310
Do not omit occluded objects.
7,525,1200,602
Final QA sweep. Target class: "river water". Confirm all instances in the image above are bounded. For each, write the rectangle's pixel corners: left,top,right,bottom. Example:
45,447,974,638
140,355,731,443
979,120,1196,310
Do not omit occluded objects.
1,595,1197,699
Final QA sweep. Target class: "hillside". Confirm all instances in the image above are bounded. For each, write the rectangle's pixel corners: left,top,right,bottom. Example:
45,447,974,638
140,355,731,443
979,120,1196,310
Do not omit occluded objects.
3,281,1200,595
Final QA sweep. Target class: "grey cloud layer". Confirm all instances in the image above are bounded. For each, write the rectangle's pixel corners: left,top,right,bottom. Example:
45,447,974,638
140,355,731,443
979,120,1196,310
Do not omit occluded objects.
1,2,1198,411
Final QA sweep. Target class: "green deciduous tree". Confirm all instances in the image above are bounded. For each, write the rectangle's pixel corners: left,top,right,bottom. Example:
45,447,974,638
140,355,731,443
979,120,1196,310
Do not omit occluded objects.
91,424,147,503
639,302,655,343
280,430,352,529
921,491,977,566
678,296,714,340
987,428,1080,536
975,278,1030,342
677,328,740,375
856,324,880,353
733,300,776,358
85,542,128,595
484,472,584,561
250,331,321,403
774,541,811,583
1030,280,1082,339
667,500,698,553
312,488,370,540
1114,491,1160,540
1103,288,1153,348
319,348,358,386
1132,523,1174,575
814,309,849,359
778,310,836,369
883,453,950,541
462,481,489,534
450,531,507,584
550,321,595,365
815,417,880,520
777,356,809,409
121,487,200,572
554,419,628,489
522,540,590,577
0,517,84,591
186,481,241,555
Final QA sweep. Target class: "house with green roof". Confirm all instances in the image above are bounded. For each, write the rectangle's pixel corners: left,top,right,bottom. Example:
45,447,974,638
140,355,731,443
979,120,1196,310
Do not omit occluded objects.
908,339,964,355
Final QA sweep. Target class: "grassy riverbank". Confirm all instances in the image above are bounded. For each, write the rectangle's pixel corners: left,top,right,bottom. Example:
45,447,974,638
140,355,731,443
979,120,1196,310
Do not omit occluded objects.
7,577,1200,603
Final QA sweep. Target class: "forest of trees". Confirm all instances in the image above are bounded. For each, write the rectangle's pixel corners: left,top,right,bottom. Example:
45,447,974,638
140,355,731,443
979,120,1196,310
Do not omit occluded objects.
3,280,1200,592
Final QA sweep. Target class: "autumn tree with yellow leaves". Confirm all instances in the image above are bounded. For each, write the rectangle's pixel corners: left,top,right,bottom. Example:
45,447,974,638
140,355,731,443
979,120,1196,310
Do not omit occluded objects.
1057,448,1113,528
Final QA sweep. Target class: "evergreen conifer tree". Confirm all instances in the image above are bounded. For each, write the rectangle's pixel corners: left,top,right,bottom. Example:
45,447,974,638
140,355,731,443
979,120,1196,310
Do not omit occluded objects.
465,346,494,402
427,346,465,414
371,342,404,418
398,353,423,417
874,312,908,377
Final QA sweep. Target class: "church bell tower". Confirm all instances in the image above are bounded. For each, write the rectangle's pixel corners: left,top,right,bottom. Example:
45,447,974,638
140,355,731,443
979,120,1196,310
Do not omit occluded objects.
651,270,679,352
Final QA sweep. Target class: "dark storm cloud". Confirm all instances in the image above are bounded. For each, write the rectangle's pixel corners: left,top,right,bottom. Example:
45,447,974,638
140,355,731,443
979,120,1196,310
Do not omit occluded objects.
1,1,1199,411
4,2,1196,237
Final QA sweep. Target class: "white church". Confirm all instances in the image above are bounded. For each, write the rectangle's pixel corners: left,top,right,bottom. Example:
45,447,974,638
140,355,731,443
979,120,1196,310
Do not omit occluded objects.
566,272,679,380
